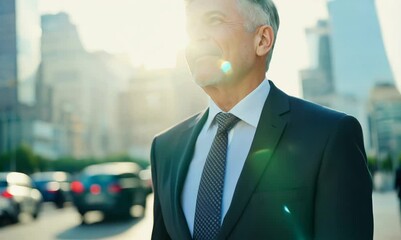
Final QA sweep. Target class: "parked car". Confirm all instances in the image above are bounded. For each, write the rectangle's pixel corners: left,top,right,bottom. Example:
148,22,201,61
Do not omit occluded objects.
139,166,152,195
0,194,19,223
0,172,43,223
31,171,72,208
70,162,148,221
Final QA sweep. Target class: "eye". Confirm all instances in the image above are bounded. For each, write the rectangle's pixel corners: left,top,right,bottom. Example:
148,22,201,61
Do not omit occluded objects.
206,15,224,26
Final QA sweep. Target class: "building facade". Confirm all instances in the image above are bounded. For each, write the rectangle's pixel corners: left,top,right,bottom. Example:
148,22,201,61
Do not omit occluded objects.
300,20,334,102
41,13,136,158
327,0,394,99
302,0,396,152
0,0,41,157
118,62,207,158
368,83,401,163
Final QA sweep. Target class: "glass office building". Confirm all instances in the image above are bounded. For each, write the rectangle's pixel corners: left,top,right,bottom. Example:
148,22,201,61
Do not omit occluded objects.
368,83,401,161
0,0,41,156
328,0,394,99
0,0,41,110
301,20,334,101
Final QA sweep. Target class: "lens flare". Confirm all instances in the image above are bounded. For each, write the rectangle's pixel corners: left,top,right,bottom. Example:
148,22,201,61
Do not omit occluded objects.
284,205,291,214
220,61,232,74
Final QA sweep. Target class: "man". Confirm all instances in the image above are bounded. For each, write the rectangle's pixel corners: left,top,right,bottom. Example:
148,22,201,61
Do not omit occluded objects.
150,0,373,239
395,165,401,211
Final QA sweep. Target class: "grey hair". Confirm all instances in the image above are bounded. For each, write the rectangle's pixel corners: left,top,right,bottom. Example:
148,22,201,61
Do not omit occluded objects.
184,0,280,71
236,0,280,71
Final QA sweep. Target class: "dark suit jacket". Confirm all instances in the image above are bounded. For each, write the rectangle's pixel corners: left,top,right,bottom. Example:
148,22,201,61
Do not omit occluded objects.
395,167,401,198
150,81,373,240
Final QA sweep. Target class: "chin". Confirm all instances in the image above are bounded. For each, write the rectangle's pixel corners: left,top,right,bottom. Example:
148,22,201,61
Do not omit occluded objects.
193,72,229,88
190,60,227,87
193,75,221,87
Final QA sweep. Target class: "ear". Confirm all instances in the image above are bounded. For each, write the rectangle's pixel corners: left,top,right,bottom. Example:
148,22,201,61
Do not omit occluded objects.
255,25,274,57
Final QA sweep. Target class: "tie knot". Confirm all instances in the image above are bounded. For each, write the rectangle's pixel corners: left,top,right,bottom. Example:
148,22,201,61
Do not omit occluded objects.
215,112,240,132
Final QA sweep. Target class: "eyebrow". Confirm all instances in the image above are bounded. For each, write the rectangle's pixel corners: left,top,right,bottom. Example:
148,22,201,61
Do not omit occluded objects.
204,11,227,18
186,10,228,25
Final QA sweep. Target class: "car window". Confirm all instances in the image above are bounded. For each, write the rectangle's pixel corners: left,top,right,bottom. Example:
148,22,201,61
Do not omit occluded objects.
118,173,140,188
119,173,135,179
83,174,116,186
0,181,8,187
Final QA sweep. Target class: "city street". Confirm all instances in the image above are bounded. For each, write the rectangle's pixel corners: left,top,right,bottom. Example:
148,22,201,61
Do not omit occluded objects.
0,192,400,239
373,191,401,240
0,196,153,240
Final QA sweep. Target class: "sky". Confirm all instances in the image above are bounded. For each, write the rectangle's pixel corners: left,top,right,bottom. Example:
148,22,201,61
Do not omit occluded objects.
38,0,400,97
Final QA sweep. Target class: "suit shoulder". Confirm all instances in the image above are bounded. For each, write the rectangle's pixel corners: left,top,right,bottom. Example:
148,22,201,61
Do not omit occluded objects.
286,96,364,137
154,110,206,141
288,95,348,122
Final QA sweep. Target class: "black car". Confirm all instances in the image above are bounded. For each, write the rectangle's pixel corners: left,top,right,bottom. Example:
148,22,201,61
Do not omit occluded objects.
0,194,19,223
70,162,148,221
0,172,43,223
31,171,72,208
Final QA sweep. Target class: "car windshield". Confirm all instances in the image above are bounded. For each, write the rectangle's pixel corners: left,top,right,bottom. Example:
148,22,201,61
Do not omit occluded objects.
83,174,116,186
33,180,49,188
32,172,70,182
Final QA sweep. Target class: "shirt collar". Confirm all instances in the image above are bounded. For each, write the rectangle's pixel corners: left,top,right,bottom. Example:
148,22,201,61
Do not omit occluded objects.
204,79,271,130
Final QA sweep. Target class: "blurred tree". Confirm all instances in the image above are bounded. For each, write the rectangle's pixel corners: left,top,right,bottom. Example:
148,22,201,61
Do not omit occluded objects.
0,145,39,174
367,155,377,175
381,154,393,172
0,146,149,174
398,153,401,167
45,155,149,174
15,145,39,174
36,155,50,172
0,152,11,171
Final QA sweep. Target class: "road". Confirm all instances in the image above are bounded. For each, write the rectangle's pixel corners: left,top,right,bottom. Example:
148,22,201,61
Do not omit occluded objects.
0,196,153,240
0,192,400,240
373,191,401,240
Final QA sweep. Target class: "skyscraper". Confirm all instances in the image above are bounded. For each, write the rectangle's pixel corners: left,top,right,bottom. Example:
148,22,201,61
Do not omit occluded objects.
300,20,334,104
0,0,41,109
41,13,131,158
0,0,41,156
328,0,394,99
368,83,401,162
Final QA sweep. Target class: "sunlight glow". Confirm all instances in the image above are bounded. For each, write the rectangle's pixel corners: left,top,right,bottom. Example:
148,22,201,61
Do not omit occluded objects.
38,0,401,96
38,0,188,69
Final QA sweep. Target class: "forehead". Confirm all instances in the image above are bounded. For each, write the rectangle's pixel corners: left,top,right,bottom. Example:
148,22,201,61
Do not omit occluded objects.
186,0,241,17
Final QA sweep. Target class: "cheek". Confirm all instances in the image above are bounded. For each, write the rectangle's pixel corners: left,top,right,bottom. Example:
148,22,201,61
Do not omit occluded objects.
221,31,255,60
241,44,256,61
228,40,256,71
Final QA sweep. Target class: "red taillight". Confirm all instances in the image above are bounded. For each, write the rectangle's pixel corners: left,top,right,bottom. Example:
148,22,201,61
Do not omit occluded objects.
108,184,122,193
71,181,85,194
90,184,101,195
1,190,13,199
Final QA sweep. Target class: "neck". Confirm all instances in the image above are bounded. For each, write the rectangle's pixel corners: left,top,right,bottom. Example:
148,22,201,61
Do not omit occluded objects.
203,71,265,112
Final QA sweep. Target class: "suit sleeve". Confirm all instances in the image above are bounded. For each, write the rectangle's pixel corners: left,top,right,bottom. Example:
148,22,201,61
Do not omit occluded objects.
314,115,373,240
150,138,172,240
395,169,401,191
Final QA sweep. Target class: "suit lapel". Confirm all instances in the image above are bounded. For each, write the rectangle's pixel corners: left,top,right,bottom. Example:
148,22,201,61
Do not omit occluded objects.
172,109,209,240
218,81,290,239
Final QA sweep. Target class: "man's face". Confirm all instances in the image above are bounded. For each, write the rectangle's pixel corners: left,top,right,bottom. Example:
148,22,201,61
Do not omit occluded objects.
185,0,257,87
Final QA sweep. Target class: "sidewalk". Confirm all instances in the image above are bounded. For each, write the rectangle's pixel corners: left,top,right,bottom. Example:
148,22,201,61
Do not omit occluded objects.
373,191,401,239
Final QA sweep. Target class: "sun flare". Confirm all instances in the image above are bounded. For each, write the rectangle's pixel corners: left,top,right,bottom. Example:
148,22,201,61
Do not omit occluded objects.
39,0,188,69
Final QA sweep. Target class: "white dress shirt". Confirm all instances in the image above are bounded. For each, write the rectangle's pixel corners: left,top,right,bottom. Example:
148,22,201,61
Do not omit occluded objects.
181,79,271,236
